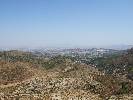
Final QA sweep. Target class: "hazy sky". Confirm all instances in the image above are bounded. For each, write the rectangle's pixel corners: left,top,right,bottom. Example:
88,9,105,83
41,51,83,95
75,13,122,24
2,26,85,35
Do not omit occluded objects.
0,0,133,48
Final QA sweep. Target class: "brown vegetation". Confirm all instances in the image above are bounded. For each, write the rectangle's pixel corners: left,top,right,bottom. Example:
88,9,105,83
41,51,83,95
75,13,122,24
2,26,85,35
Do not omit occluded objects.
0,61,34,85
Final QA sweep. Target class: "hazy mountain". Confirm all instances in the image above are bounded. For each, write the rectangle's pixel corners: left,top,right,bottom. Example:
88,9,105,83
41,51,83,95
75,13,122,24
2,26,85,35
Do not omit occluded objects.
102,45,133,50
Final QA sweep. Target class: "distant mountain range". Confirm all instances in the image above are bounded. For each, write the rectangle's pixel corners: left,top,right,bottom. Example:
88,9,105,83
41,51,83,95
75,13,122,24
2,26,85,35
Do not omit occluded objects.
0,44,133,51
101,45,133,50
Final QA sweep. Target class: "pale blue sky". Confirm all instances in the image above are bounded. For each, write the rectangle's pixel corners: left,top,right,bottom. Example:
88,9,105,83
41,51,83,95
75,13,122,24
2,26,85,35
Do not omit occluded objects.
0,0,133,48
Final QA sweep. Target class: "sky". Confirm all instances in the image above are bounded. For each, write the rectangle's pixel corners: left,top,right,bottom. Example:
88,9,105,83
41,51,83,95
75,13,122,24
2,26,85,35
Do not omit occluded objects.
0,0,133,48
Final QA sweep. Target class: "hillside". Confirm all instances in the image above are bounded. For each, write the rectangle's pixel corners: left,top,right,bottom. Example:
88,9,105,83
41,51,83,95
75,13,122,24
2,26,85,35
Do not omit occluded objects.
90,48,133,77
0,61,34,85
0,50,133,99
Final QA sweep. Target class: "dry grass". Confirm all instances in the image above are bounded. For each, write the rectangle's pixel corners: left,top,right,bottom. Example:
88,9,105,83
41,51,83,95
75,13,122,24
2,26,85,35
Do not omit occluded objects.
0,61,34,85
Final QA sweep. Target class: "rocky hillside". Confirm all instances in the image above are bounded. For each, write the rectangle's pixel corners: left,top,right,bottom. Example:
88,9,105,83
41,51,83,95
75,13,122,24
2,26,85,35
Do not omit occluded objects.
0,61,34,85
0,50,133,100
